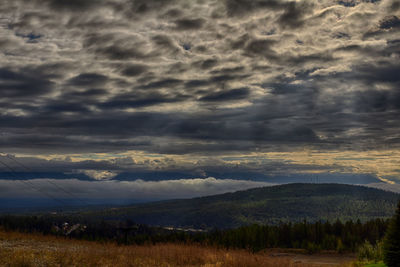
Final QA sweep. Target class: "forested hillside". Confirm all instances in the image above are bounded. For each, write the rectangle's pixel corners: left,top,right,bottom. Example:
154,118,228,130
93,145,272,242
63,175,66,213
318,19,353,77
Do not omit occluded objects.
85,183,399,228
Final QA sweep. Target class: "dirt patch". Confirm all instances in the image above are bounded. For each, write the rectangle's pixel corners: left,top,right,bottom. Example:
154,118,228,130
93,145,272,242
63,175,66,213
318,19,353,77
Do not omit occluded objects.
267,250,356,266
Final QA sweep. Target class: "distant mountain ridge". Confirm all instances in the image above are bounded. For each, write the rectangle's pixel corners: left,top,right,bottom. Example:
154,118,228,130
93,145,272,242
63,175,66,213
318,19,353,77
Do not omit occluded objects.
89,183,400,229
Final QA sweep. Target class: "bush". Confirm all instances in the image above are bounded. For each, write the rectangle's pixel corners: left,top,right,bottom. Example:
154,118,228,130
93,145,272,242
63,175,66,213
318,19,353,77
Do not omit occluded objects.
336,239,345,254
358,240,383,263
306,242,321,254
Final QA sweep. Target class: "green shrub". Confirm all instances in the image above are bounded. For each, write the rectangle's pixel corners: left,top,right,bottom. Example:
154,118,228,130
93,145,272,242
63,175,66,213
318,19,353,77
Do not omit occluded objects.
358,240,383,263
336,239,345,254
306,242,321,254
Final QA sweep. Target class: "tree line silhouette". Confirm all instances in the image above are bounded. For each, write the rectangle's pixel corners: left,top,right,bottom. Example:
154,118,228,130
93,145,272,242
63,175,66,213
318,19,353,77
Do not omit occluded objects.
0,215,389,253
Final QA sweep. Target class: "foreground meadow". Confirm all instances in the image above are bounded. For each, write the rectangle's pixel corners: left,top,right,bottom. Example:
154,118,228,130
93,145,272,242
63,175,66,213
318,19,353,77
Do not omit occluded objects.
0,230,355,267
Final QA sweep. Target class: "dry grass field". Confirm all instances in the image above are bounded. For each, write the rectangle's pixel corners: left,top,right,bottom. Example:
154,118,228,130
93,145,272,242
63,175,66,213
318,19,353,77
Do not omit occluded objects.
0,230,356,267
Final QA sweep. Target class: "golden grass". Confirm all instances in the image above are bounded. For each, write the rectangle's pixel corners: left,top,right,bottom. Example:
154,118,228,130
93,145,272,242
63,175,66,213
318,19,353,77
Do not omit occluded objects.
0,230,354,267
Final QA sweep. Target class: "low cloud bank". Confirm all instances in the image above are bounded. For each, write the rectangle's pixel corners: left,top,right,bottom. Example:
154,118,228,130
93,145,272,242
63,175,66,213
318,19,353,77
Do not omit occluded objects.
364,183,400,194
0,177,274,202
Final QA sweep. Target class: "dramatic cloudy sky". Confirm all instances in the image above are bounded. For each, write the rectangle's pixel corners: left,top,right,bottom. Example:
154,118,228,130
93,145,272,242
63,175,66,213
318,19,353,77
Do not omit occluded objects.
0,0,400,203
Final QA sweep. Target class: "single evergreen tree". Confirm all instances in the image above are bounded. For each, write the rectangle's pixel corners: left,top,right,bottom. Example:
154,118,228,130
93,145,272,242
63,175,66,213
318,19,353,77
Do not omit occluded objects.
383,200,400,267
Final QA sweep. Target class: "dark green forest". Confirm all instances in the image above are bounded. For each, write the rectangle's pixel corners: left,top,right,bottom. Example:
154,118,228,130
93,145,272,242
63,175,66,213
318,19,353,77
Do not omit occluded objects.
81,183,399,228
0,214,389,253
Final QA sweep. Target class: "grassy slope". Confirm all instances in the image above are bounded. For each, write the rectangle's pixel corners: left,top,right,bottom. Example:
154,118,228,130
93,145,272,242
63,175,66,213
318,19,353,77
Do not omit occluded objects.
364,263,387,267
85,183,399,229
0,229,355,267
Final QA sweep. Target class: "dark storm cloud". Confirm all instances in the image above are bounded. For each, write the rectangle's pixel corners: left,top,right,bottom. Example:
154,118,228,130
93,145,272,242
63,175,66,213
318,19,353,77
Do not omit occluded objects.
0,68,53,98
265,83,314,95
243,39,277,59
63,88,108,98
83,33,151,60
45,0,102,11
0,102,320,152
209,66,245,75
224,0,283,17
379,15,400,29
141,78,183,89
174,18,205,30
185,71,249,89
125,0,177,15
349,62,400,113
161,8,184,19
99,92,189,109
20,62,75,80
92,45,149,60
225,0,314,30
67,73,109,87
192,58,219,70
357,63,400,83
389,1,400,12
40,101,91,114
286,52,336,66
0,126,152,153
332,32,351,39
209,74,250,83
185,79,210,88
0,0,400,159
337,0,381,7
229,33,250,50
277,1,311,29
151,34,180,53
120,64,148,77
199,87,250,102
353,90,390,113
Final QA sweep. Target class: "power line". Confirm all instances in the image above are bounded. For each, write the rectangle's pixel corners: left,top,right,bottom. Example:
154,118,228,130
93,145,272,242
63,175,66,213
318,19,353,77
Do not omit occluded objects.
2,154,90,206
0,159,70,207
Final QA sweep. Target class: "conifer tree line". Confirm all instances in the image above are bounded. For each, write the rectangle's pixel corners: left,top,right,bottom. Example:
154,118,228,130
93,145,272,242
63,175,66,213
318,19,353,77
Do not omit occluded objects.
383,200,400,266
0,215,389,253
206,219,388,252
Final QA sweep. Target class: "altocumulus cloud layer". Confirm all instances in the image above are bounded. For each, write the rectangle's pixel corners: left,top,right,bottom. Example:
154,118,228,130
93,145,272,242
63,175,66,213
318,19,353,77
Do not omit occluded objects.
1,0,400,194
